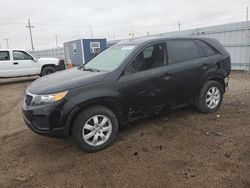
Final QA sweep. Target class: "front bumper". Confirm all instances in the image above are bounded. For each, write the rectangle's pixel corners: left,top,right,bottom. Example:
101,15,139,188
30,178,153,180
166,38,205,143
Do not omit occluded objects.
22,99,74,138
22,112,68,138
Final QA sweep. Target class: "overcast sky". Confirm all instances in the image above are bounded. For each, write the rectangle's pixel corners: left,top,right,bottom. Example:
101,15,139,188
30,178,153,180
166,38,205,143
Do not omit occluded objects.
0,0,249,50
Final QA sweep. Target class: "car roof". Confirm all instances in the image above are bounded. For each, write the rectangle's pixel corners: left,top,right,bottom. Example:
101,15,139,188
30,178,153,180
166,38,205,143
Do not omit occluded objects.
116,36,229,56
117,36,213,46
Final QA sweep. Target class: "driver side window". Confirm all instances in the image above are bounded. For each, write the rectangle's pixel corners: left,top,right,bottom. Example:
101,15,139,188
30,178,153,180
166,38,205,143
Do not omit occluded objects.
13,51,33,61
125,43,166,74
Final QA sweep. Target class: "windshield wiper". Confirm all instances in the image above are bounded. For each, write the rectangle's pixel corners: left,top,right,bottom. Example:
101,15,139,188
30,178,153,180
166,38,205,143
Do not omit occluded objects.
78,65,100,72
85,68,100,72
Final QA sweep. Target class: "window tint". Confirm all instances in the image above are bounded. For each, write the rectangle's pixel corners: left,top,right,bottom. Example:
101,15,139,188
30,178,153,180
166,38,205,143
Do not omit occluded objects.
195,40,218,57
167,40,200,64
0,51,10,61
127,43,166,73
13,51,33,60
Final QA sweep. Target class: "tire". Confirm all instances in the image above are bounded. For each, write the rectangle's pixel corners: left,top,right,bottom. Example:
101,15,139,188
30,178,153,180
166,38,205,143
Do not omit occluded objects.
195,81,224,114
41,66,57,76
72,106,119,152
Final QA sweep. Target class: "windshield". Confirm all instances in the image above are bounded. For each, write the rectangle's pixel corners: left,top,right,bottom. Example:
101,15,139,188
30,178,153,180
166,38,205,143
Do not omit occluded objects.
84,44,137,71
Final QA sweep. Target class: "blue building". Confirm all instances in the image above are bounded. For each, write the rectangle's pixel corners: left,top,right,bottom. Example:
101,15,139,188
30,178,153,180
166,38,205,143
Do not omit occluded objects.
64,38,107,67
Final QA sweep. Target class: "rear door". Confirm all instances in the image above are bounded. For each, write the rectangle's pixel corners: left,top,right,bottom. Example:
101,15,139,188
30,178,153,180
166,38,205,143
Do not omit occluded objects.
0,50,16,77
163,39,204,103
194,39,223,77
12,50,39,76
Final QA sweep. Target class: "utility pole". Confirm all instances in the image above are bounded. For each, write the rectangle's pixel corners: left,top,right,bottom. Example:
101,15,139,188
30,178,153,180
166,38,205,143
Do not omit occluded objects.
113,33,116,40
89,26,93,38
5,38,9,48
26,18,35,51
178,21,181,32
55,34,58,48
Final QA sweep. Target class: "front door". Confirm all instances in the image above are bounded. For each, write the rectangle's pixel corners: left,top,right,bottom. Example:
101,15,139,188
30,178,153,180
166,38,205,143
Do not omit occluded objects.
118,42,168,115
12,50,39,76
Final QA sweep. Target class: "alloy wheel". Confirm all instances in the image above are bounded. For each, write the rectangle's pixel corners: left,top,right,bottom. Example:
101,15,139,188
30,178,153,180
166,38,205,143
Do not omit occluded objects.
206,86,221,109
82,115,112,146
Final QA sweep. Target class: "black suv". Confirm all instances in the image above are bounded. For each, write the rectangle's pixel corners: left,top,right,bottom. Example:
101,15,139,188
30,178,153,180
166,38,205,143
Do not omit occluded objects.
22,37,231,152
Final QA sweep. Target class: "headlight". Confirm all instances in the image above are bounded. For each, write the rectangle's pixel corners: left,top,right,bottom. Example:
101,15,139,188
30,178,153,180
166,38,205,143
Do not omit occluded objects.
32,91,68,105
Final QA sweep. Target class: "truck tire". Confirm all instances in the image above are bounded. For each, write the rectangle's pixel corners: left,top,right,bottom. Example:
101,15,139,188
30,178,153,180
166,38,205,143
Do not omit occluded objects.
72,106,119,152
41,66,56,76
195,81,224,114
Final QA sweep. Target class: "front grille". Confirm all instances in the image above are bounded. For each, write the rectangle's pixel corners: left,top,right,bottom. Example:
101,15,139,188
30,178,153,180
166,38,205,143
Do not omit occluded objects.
25,95,33,106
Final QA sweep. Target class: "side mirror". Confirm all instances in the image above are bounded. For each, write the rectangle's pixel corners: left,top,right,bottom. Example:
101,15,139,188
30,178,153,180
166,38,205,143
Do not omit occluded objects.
33,57,38,62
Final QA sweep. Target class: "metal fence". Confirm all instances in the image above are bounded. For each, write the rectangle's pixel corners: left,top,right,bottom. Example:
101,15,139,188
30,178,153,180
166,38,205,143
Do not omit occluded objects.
153,21,250,72
31,47,65,60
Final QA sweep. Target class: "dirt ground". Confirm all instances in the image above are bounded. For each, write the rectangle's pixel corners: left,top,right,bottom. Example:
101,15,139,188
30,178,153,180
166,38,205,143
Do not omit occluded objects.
0,72,250,188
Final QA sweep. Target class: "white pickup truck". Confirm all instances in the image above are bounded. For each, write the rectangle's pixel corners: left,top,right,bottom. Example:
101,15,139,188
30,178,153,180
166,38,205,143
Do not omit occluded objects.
0,49,65,78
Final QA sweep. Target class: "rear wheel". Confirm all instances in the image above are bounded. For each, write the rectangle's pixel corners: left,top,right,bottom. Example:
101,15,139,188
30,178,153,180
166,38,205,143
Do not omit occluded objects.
41,66,56,76
72,106,119,152
195,81,224,113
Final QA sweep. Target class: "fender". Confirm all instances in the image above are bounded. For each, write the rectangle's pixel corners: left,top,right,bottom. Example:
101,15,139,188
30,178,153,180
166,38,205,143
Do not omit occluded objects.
200,69,226,91
38,58,60,72
66,87,123,106
64,87,126,133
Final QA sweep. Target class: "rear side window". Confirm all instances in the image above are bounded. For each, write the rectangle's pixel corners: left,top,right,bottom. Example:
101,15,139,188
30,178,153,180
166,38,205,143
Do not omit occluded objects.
0,51,10,61
195,40,218,57
167,40,200,65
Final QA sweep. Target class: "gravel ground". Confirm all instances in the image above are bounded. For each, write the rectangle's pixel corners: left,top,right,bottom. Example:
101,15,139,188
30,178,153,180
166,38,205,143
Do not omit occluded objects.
0,72,250,188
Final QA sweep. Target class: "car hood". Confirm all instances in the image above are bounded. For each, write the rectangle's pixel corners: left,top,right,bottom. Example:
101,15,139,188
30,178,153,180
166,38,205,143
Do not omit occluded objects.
28,68,108,94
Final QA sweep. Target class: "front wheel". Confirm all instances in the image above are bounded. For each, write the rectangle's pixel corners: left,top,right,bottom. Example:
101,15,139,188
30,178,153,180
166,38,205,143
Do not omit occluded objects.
72,106,119,152
195,81,224,113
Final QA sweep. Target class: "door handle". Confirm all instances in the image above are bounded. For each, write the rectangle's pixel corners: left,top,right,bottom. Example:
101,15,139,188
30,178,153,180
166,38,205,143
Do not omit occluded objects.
13,62,19,65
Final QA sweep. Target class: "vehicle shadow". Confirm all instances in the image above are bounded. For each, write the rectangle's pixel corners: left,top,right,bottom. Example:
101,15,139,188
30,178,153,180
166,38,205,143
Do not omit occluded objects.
0,76,38,85
119,105,197,133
